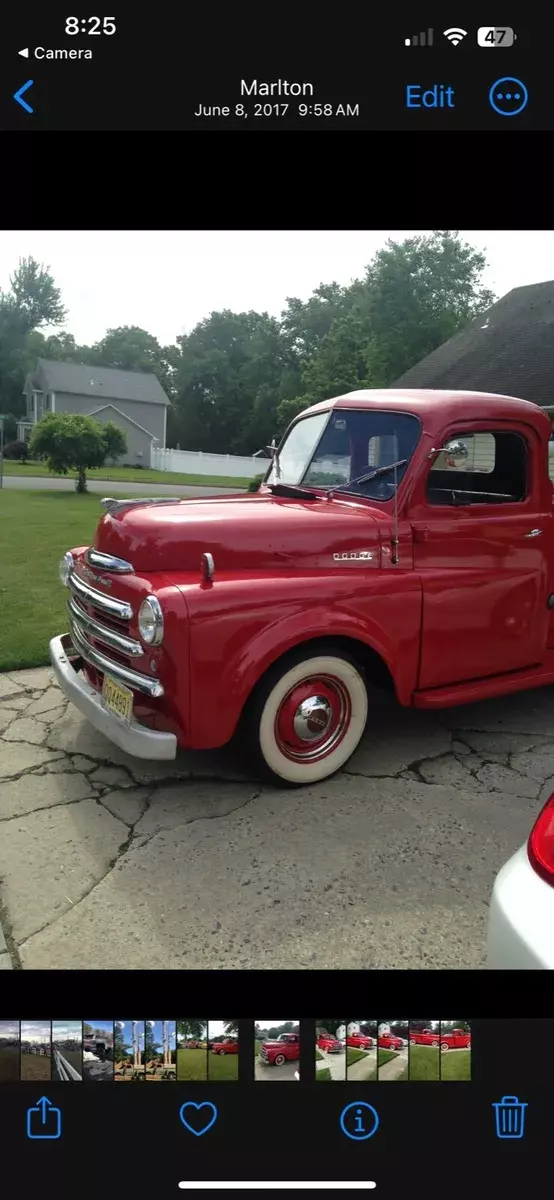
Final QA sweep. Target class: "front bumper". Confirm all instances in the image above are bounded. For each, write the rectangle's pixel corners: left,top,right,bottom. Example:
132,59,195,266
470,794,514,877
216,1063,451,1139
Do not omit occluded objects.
486,844,554,969
49,633,177,761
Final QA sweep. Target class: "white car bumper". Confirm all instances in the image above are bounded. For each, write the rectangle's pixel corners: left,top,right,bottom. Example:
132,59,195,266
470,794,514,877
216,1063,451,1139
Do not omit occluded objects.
49,633,177,761
486,844,554,969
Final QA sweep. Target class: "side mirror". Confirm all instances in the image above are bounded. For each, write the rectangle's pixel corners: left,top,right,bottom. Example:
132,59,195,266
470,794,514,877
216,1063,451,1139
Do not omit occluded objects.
429,438,469,461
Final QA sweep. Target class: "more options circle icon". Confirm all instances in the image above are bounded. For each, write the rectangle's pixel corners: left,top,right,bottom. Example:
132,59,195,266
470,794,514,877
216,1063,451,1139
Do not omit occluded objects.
489,77,528,116
339,1101,380,1141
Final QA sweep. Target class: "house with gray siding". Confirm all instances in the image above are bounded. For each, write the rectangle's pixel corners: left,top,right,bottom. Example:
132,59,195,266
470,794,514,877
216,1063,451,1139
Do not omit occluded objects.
19,359,170,466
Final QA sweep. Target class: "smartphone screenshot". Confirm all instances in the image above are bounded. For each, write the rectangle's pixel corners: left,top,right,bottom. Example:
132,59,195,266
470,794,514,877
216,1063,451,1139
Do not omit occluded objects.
0,203,551,1193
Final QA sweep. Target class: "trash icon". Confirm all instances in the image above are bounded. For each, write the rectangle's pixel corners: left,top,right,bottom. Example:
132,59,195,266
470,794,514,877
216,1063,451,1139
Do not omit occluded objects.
492,1095,527,1139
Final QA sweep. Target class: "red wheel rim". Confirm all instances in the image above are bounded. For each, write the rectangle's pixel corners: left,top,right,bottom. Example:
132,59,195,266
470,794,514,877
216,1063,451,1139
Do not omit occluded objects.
274,674,351,763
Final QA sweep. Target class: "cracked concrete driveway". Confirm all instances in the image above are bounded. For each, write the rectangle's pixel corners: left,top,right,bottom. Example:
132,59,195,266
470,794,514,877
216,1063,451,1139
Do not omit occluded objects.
1,666,553,970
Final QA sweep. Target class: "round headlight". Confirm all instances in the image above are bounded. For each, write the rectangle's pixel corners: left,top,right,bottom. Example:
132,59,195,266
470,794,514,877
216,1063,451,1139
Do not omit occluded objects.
59,551,73,587
138,596,164,646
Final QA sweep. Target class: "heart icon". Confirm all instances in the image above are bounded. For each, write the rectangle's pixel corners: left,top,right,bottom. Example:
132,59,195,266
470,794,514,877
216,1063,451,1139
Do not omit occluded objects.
179,1101,218,1137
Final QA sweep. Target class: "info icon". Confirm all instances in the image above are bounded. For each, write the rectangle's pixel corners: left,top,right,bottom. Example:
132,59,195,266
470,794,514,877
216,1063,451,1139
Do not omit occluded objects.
339,1101,380,1141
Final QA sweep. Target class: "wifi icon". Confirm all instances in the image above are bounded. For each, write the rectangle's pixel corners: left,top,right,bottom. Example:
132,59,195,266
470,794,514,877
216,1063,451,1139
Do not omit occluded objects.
443,27,467,44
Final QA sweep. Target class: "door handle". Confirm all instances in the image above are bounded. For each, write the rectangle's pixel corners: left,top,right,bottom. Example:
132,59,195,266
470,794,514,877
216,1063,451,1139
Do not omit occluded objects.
412,526,429,543
525,528,543,538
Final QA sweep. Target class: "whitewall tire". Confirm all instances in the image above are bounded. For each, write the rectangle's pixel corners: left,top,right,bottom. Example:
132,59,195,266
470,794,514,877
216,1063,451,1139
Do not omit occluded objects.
245,648,368,786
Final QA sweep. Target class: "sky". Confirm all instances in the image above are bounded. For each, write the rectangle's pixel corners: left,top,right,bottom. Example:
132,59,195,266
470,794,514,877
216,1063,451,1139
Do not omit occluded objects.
148,1020,176,1049
0,1020,19,1040
52,1021,82,1043
1,230,553,350
208,1021,229,1038
257,1020,298,1027
85,1020,113,1034
21,1021,50,1043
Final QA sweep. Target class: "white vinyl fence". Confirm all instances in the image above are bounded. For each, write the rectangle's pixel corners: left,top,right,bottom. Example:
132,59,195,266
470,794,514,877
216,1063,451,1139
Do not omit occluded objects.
151,446,270,479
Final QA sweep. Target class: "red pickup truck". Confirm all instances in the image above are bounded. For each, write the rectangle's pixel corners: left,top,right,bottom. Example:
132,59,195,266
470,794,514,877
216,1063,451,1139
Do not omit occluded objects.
209,1037,239,1055
410,1027,470,1049
346,1034,374,1049
317,1034,343,1053
378,1034,405,1049
409,1028,440,1047
50,388,554,787
259,1033,300,1066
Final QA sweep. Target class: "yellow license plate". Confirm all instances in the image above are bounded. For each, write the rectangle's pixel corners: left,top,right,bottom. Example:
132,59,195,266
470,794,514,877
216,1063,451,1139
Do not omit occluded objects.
101,675,133,723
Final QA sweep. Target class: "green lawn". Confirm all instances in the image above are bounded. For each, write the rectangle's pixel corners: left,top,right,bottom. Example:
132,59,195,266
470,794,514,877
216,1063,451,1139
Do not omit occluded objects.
0,490,101,671
346,1048,367,1067
207,1051,239,1081
315,1049,324,1061
377,1049,398,1067
1,460,251,488
315,1067,332,1082
440,1050,471,1082
408,1045,440,1082
176,1048,208,1082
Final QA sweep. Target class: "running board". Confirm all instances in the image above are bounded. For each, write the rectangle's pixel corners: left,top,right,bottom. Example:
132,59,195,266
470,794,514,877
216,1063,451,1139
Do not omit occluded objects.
413,651,554,709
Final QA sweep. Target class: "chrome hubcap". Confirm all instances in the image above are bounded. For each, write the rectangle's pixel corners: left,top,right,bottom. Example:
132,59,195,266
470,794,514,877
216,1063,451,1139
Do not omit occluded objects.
292,695,333,741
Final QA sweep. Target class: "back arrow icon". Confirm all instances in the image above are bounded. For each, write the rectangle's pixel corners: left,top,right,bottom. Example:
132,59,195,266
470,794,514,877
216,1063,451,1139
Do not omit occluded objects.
14,80,34,113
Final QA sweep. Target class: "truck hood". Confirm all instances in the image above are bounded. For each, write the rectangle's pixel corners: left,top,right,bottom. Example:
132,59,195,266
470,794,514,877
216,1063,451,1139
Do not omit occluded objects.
93,493,385,573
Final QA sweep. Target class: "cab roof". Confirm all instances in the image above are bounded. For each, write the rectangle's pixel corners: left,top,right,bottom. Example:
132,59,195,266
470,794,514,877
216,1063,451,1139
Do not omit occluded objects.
301,388,551,434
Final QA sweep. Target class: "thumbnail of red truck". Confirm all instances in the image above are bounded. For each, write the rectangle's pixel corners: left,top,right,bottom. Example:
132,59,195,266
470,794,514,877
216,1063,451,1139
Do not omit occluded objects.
259,1033,300,1067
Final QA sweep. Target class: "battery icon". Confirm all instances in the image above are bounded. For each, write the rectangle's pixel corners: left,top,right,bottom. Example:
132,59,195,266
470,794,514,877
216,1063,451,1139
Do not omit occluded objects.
478,27,516,46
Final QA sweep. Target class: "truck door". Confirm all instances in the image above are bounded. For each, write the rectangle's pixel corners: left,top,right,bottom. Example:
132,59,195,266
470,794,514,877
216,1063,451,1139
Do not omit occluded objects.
410,423,552,690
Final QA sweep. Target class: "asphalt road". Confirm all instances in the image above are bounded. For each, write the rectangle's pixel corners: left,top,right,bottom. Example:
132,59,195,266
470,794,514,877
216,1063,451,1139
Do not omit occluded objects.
2,667,554,970
0,475,244,497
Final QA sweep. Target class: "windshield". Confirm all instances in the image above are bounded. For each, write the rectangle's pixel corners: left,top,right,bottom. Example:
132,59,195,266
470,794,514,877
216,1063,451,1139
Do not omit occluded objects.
266,409,421,499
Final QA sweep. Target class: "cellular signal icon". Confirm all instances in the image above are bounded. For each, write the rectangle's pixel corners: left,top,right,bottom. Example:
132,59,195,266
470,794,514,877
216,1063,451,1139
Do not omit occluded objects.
405,28,434,46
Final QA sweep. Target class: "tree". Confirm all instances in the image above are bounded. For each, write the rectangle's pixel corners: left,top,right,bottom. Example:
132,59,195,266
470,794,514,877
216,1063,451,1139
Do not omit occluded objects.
144,1023,158,1062
1,415,17,442
29,412,113,493
9,257,66,329
177,1019,207,1044
173,310,291,454
114,1023,129,1063
101,420,128,464
316,1019,344,1036
223,1020,239,1035
280,231,495,424
0,257,67,416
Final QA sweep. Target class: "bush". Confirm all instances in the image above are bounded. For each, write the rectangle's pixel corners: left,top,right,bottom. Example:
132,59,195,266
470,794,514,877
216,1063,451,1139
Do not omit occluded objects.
2,439,29,461
29,412,127,493
247,474,264,492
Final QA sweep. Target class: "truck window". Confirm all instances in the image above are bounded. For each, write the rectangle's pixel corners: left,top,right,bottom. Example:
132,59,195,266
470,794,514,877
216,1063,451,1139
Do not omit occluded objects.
427,430,528,506
301,410,421,496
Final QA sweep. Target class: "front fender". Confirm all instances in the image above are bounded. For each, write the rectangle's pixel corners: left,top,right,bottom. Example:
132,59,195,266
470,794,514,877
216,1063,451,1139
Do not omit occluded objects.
184,571,422,748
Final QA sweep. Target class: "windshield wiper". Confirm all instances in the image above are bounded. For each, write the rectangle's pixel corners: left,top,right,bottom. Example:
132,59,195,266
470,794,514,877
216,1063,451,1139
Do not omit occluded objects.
267,482,319,500
330,459,408,494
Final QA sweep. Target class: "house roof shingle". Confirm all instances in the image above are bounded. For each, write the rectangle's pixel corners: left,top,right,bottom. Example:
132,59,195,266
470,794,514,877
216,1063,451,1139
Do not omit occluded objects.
31,359,170,406
393,281,554,409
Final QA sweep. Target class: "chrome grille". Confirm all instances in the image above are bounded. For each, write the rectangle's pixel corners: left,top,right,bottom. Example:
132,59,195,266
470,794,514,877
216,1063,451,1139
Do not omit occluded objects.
67,567,163,698
68,570,132,619
67,597,143,657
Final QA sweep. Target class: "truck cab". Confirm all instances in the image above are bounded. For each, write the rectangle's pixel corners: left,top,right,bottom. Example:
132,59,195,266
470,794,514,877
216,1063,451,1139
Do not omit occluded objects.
50,388,554,788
